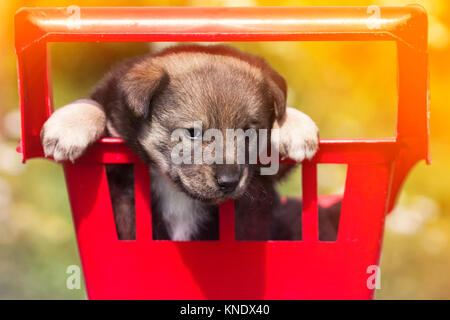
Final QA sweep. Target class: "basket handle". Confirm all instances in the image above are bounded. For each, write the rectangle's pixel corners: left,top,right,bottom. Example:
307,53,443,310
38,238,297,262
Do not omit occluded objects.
15,6,429,163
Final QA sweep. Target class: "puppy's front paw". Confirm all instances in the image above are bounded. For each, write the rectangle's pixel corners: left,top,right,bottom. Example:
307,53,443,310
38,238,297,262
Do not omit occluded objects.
272,106,319,162
41,99,106,162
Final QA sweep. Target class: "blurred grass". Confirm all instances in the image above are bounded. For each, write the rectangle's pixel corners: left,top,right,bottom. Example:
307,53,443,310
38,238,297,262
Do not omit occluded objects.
0,0,449,299
0,158,85,299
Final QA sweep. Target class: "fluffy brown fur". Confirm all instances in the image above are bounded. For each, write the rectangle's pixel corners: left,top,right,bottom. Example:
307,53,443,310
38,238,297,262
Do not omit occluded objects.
42,44,338,241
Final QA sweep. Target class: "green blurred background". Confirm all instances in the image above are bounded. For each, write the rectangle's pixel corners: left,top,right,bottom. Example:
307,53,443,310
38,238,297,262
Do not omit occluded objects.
0,0,448,299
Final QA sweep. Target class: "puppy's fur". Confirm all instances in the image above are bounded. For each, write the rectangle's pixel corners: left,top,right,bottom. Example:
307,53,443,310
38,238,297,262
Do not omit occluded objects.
41,44,338,241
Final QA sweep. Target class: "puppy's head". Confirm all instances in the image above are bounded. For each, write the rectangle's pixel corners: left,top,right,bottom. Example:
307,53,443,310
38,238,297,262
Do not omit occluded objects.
102,45,287,203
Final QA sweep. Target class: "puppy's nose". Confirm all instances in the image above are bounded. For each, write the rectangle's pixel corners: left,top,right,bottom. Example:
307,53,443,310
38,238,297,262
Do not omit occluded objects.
216,165,241,193
217,174,240,193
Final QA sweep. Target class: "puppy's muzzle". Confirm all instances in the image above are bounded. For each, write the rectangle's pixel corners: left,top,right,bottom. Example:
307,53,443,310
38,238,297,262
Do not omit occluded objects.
215,165,242,194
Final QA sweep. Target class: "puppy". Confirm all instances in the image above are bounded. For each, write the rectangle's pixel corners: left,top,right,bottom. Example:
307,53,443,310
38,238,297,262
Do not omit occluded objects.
41,44,337,241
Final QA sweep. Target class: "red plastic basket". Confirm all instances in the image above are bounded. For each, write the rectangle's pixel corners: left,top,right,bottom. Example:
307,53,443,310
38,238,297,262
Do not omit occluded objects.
15,6,429,299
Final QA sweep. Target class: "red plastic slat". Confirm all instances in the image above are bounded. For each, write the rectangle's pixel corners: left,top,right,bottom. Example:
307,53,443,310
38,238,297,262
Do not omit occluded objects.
135,164,152,240
302,162,318,242
219,200,235,242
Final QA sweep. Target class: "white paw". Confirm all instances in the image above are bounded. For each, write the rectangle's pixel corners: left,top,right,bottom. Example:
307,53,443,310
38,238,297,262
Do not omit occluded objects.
272,106,319,162
41,99,106,162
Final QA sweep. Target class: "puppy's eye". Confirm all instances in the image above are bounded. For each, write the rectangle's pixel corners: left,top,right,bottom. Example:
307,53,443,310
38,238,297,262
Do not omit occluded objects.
184,128,202,140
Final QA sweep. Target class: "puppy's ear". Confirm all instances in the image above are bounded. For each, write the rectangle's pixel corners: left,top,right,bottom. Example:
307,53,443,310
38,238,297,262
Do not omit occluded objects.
260,64,287,122
120,63,169,118
266,76,287,122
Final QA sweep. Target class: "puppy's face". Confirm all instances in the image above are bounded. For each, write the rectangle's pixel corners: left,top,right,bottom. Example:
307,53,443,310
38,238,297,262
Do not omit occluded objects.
118,46,286,203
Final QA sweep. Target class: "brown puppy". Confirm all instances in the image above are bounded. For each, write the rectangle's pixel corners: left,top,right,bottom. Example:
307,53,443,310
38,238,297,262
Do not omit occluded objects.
41,44,334,241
